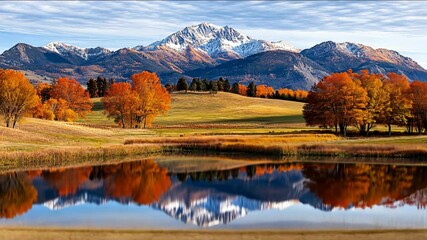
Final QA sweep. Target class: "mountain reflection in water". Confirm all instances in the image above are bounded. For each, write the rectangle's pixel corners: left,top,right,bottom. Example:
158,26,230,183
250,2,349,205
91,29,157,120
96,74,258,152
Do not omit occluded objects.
0,159,426,227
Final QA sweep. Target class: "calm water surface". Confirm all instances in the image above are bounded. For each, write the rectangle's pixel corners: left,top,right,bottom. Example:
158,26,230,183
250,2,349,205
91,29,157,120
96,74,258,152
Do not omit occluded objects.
0,156,426,229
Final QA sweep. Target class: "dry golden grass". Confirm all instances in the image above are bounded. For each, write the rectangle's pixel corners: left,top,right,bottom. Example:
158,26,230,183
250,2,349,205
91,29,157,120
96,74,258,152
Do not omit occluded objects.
0,228,426,240
297,144,427,158
0,144,164,172
0,117,156,152
124,134,339,145
124,134,427,159
124,134,341,156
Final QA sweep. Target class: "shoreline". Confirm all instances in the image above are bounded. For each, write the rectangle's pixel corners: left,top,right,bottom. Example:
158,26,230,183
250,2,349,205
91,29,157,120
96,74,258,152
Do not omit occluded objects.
0,228,426,240
1,145,427,173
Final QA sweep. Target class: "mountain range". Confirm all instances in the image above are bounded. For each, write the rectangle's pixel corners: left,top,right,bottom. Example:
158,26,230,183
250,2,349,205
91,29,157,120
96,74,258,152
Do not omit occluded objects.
1,22,426,90
35,169,332,227
34,169,427,228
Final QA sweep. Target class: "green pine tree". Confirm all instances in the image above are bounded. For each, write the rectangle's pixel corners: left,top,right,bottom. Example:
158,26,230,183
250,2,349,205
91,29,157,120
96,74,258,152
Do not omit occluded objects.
177,77,189,92
87,78,98,98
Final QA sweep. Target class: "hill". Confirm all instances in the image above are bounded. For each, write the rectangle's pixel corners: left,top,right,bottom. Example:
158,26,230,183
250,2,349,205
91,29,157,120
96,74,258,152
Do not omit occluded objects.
185,51,328,90
83,91,305,127
301,41,427,81
154,91,304,125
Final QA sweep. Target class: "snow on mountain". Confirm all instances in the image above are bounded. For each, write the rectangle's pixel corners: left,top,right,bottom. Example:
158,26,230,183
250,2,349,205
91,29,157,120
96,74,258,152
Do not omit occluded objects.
43,193,108,210
336,42,368,58
303,41,424,70
43,42,111,60
152,195,300,227
139,23,299,59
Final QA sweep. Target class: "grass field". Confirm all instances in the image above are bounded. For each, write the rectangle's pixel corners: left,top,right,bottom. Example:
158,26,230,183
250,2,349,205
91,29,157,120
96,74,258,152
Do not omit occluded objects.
0,91,427,165
81,91,306,127
0,228,426,240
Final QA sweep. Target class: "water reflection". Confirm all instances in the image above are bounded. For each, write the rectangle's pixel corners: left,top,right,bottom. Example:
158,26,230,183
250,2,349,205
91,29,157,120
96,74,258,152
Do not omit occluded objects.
0,159,426,227
0,172,37,218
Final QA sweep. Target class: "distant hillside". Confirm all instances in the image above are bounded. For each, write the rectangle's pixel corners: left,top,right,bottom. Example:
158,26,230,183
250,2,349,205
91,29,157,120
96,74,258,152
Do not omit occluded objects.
301,41,427,81
185,50,329,90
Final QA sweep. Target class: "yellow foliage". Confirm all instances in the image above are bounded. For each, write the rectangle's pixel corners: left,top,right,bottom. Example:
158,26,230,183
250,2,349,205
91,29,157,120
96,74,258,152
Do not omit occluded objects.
0,69,38,128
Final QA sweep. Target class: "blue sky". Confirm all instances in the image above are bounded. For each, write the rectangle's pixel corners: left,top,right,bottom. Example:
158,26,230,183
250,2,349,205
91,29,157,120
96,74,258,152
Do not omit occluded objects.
1,1,426,67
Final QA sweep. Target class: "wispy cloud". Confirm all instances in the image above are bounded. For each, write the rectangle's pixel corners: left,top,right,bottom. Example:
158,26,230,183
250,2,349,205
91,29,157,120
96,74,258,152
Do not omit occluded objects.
0,1,426,67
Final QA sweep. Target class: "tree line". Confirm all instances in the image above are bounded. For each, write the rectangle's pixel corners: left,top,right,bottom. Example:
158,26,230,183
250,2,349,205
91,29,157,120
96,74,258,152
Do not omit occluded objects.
0,69,92,127
303,70,427,136
86,76,115,98
174,77,309,102
0,69,170,129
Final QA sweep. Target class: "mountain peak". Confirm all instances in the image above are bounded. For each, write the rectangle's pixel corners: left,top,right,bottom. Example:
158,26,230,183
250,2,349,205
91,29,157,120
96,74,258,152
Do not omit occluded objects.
190,22,221,30
42,42,111,61
144,23,297,59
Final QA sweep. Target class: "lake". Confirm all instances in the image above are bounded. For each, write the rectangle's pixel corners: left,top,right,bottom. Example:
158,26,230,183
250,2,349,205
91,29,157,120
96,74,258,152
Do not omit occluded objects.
0,155,426,229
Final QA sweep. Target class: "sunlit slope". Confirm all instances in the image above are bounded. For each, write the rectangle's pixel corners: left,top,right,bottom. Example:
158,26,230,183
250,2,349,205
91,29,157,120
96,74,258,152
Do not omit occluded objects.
83,92,305,126
156,92,304,125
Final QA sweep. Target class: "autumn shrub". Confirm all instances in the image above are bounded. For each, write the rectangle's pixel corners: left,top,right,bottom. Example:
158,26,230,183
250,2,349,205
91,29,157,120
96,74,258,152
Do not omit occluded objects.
33,77,92,122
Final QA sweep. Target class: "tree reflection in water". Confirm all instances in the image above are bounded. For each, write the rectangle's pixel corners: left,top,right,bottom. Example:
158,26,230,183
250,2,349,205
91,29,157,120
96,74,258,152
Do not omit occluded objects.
0,160,425,220
101,160,171,205
302,164,427,209
0,172,37,218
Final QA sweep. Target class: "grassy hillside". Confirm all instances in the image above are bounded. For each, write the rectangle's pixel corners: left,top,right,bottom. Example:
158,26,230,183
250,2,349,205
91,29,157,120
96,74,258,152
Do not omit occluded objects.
81,91,305,127
0,92,309,152
156,91,304,126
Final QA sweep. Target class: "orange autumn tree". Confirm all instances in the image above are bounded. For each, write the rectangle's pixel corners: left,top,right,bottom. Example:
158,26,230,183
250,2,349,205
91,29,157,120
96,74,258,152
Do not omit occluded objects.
256,84,275,98
33,78,92,122
103,71,170,128
294,89,309,101
51,77,93,118
381,73,412,135
303,71,368,136
351,70,388,135
408,81,427,133
132,71,171,128
238,84,247,96
102,82,138,128
0,69,39,128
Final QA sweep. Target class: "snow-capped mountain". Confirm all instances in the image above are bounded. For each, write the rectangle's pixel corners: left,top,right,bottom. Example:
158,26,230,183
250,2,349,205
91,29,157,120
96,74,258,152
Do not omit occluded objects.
301,41,427,80
43,192,108,210
152,195,300,227
43,42,111,62
137,23,298,59
334,42,422,68
149,170,332,227
1,23,426,89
